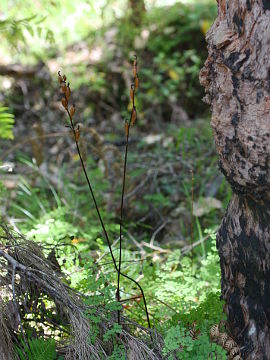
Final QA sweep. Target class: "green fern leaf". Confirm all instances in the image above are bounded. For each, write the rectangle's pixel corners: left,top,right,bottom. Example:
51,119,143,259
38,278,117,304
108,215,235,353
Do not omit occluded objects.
16,338,57,360
0,106,14,139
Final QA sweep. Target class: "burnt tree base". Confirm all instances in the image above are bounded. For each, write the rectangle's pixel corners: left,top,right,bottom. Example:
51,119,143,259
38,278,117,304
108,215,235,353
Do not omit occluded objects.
199,0,270,358
217,194,270,359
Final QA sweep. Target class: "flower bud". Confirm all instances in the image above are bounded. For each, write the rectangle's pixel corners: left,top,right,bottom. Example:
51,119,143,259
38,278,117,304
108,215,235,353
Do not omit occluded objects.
131,107,136,126
124,121,129,137
69,104,75,118
61,83,67,93
130,87,134,102
61,97,68,109
66,84,71,100
75,126,80,142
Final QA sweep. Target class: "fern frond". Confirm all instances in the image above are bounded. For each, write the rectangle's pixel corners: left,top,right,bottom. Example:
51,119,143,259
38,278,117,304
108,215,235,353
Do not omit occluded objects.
16,338,57,360
0,106,14,139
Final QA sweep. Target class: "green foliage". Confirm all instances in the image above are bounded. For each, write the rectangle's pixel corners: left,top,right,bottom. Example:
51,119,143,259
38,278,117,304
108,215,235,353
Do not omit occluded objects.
162,290,226,358
54,1,217,117
108,345,126,360
3,115,228,358
141,48,202,108
15,338,56,360
134,1,216,115
0,106,14,139
103,323,123,341
144,192,173,208
139,231,221,318
0,0,127,60
6,128,227,355
161,289,226,358
162,325,226,359
9,155,112,228
73,225,226,357
0,15,54,52
0,15,35,47
23,206,119,289
146,2,216,51
78,257,124,347
155,230,226,358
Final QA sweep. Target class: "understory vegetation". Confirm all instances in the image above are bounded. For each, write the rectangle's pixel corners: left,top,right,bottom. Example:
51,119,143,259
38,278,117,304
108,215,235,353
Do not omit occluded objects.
0,0,233,358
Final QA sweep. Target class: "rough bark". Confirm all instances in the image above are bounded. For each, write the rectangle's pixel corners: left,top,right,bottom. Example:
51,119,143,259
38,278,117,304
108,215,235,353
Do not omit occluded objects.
200,1,270,359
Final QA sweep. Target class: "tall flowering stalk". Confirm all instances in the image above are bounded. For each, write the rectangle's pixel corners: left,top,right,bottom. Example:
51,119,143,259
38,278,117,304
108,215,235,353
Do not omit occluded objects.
57,57,151,330
117,55,143,324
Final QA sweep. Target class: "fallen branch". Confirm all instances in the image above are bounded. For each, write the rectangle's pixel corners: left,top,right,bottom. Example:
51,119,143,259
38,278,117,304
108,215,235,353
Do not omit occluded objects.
0,61,45,78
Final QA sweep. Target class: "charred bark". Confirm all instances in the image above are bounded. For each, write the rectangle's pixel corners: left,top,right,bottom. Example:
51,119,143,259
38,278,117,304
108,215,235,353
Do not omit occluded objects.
200,1,270,359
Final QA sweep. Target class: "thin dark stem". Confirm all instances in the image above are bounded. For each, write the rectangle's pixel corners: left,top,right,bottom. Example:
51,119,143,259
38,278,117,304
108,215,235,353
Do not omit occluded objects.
117,124,129,323
117,74,136,323
60,63,151,331
190,170,194,271
66,110,118,271
116,60,151,330
66,108,151,330
117,81,135,323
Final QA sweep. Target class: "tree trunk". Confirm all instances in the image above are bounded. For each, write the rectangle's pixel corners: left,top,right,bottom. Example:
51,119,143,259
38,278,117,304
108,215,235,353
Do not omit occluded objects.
128,0,146,26
200,1,270,359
